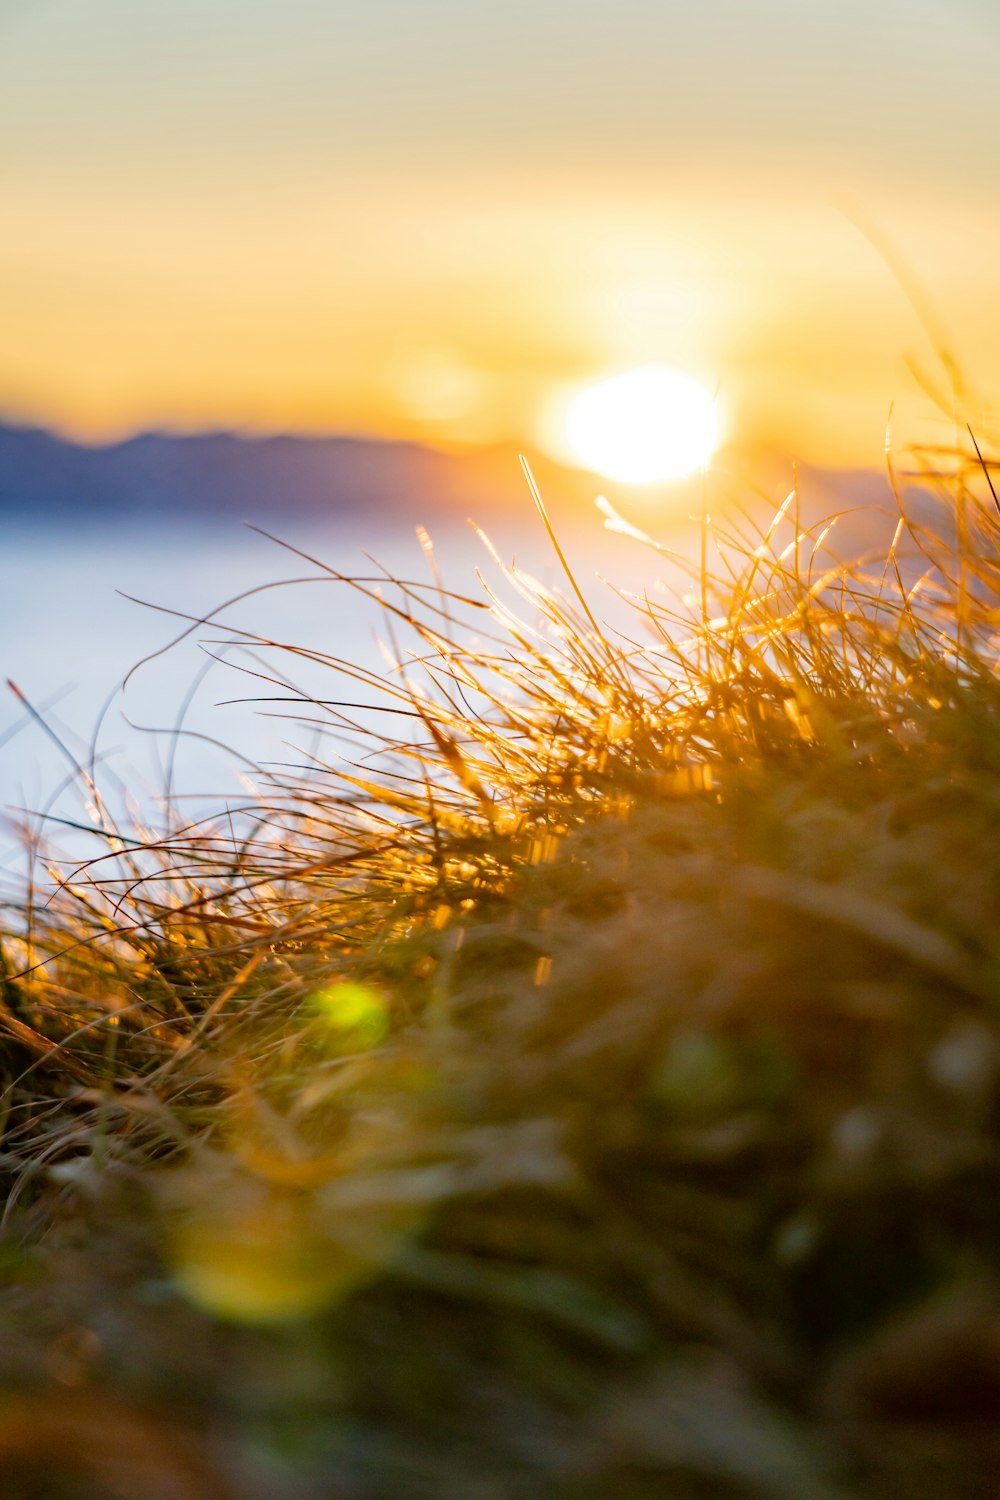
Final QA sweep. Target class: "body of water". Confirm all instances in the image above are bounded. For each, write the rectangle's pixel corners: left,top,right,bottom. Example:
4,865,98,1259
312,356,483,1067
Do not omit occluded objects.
1,498,688,881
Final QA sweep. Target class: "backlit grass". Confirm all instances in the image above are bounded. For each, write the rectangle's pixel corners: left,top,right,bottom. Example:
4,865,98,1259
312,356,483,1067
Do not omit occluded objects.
1,435,1000,1497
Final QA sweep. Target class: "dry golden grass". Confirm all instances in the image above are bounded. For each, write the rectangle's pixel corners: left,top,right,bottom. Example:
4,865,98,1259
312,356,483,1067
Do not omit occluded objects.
1,428,1000,1497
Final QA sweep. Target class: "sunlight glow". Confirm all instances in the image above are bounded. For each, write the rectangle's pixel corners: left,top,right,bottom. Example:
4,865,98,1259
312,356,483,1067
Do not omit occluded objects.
564,367,719,483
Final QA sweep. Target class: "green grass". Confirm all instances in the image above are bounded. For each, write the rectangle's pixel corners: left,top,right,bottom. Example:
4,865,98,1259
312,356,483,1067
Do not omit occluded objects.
2,438,1000,1498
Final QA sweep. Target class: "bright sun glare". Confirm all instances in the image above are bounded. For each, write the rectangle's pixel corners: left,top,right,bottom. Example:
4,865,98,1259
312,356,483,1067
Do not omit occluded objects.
564,366,719,484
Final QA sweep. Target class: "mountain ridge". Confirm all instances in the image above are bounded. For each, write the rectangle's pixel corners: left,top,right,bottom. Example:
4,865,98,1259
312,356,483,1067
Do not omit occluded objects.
0,418,928,544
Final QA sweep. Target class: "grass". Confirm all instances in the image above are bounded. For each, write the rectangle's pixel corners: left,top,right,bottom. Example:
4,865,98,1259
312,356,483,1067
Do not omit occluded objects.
1,431,1000,1497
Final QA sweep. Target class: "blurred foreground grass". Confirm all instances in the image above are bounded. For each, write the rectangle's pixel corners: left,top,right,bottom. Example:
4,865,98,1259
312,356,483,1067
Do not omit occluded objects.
2,443,1000,1497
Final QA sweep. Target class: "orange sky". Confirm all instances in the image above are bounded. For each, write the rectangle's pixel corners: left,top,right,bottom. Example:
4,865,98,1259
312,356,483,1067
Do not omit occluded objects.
2,0,999,472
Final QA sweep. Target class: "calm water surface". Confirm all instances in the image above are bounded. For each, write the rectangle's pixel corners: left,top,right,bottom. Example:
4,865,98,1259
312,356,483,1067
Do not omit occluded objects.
2,502,688,880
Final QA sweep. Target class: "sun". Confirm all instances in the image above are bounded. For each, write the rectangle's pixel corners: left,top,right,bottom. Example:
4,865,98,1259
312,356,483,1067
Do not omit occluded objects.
562,366,719,484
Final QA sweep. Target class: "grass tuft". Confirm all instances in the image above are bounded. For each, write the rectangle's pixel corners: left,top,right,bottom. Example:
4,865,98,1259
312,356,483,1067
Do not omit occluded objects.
3,433,1000,1496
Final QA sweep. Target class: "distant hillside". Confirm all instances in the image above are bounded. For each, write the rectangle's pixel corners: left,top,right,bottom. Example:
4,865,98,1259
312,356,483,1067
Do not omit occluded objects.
0,419,936,551
0,424,542,523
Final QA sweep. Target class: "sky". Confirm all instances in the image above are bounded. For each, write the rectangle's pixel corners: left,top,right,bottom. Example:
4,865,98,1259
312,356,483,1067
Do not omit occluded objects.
1,0,999,468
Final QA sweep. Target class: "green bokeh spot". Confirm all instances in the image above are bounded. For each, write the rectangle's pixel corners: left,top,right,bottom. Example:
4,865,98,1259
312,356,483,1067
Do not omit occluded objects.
651,1028,740,1115
308,981,390,1050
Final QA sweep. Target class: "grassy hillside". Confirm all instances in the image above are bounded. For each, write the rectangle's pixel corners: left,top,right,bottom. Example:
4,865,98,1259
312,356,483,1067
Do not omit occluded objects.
1,446,999,1498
